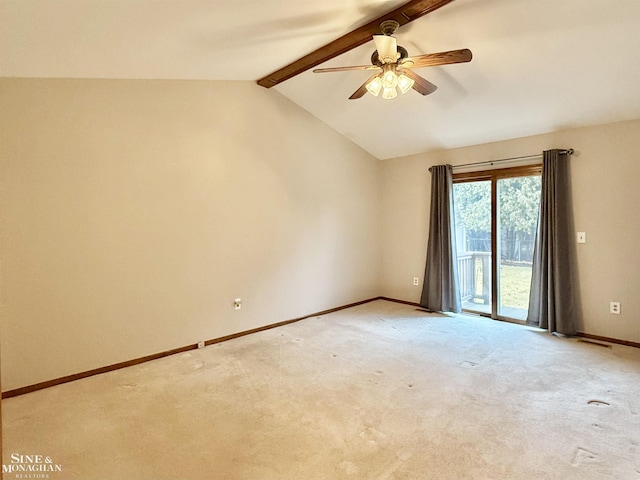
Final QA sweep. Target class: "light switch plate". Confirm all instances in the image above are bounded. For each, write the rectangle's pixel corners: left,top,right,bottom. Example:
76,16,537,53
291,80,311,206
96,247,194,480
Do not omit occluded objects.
577,232,586,243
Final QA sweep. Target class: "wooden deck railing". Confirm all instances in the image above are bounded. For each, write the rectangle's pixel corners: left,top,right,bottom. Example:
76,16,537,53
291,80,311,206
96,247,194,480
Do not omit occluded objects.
457,251,491,305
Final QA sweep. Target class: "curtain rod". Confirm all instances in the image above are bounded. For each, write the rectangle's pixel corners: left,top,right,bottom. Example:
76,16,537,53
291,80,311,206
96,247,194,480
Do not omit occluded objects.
429,148,574,171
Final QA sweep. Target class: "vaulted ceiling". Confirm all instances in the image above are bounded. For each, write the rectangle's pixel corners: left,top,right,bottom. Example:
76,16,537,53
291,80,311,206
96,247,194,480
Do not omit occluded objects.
2,0,640,159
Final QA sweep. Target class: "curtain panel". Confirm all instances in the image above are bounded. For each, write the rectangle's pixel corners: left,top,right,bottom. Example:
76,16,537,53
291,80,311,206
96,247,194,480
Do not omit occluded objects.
527,149,577,335
420,164,461,313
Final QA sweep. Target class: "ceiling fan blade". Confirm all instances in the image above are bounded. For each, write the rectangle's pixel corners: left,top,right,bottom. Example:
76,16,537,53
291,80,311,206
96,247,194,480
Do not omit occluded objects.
401,48,472,68
398,69,438,95
257,0,457,88
349,74,381,100
373,35,398,63
313,65,381,73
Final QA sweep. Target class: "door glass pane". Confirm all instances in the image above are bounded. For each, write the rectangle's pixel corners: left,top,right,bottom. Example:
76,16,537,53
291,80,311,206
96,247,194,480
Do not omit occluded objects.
453,181,492,315
497,176,541,320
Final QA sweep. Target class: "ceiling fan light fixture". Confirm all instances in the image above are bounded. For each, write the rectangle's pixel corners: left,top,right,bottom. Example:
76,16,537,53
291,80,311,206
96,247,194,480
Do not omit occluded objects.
366,76,383,96
382,86,398,100
381,64,398,89
398,74,415,94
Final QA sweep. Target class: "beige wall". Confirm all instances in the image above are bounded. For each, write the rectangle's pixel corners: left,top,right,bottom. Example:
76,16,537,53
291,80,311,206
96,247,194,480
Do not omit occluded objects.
380,119,640,344
0,79,381,391
1,77,638,393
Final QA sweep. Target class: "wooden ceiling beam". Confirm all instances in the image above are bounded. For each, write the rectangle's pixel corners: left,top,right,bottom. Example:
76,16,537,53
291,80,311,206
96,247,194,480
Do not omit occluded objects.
256,0,455,88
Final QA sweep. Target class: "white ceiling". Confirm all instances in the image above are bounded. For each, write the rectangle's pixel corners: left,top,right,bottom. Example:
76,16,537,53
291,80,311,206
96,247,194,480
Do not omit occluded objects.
2,0,640,159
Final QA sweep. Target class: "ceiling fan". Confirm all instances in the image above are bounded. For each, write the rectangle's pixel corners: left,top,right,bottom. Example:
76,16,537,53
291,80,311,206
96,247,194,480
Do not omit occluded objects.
312,20,472,100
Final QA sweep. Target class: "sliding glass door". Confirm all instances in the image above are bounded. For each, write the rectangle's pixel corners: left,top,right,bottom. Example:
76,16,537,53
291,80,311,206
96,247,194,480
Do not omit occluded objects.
453,166,541,322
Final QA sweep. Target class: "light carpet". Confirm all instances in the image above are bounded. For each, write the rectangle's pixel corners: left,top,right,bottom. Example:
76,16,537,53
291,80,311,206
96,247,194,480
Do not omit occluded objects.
3,300,640,479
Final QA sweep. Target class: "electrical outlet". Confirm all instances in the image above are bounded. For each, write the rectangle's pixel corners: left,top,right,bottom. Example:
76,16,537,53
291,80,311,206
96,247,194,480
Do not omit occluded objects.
413,277,419,286
610,302,621,315
197,341,205,349
234,298,242,310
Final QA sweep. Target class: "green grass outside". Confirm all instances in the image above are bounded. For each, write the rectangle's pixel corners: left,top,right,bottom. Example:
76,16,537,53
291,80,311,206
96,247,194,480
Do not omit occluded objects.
473,264,532,310
499,264,533,309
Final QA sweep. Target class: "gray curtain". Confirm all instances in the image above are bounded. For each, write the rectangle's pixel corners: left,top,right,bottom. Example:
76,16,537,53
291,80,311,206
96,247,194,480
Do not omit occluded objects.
420,164,461,313
526,149,576,334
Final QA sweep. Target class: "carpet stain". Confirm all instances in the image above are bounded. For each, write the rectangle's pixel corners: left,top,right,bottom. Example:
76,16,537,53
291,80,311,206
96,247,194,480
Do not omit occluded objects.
571,447,599,466
461,361,479,368
191,361,205,370
588,399,610,407
359,426,386,444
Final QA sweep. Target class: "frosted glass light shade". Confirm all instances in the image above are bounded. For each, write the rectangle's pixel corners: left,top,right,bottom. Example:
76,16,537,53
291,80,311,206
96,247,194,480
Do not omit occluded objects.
366,76,383,96
382,87,398,100
382,69,398,89
398,74,415,94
